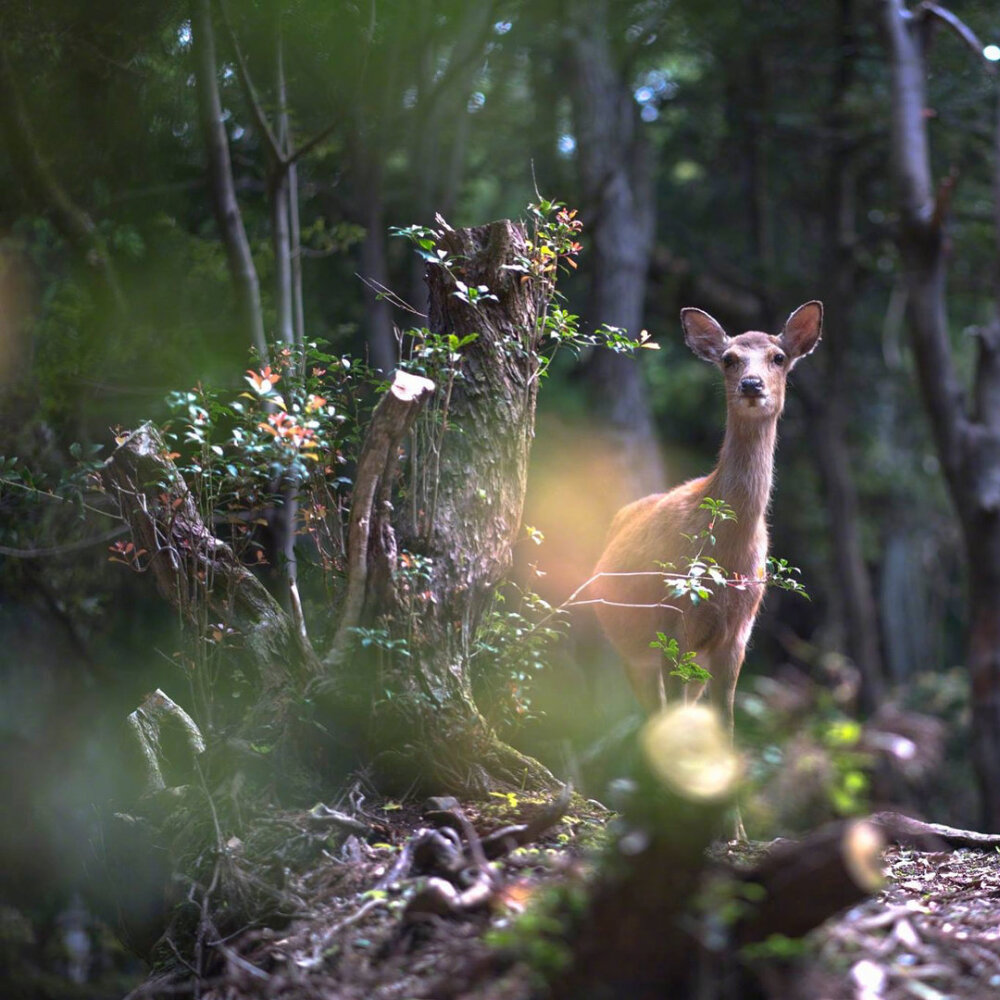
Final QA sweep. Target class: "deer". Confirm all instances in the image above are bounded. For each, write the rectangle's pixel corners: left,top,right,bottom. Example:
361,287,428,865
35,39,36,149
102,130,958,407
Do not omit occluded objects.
592,301,822,793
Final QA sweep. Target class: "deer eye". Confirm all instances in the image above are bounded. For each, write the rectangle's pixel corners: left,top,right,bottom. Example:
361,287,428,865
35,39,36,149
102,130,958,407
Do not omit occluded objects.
722,353,737,369
773,353,786,366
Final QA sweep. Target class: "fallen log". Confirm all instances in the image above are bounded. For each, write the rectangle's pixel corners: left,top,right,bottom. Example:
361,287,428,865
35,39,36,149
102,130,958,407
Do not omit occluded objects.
870,810,1000,849
735,818,885,945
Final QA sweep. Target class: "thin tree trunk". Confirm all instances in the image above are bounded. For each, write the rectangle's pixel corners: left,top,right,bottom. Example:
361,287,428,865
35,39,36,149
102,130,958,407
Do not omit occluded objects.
566,0,664,500
275,33,305,354
799,0,884,711
884,0,1000,828
271,30,294,349
807,398,885,711
406,3,493,310
288,157,305,352
359,171,397,375
191,0,267,360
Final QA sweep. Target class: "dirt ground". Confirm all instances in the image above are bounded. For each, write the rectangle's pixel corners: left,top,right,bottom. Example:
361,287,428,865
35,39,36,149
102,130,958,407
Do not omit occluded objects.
113,794,1000,1000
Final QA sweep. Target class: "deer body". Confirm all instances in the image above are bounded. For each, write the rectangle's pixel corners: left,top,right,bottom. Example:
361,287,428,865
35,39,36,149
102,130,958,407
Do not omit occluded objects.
593,303,823,735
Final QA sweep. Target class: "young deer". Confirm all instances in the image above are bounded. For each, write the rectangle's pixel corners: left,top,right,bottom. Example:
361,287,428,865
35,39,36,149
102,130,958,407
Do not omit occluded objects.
593,302,822,743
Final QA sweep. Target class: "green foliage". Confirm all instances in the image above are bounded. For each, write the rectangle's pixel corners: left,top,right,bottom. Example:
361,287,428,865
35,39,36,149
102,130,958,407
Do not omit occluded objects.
740,933,810,962
740,682,874,828
159,342,373,573
765,557,810,599
649,632,712,684
695,875,767,931
473,580,570,729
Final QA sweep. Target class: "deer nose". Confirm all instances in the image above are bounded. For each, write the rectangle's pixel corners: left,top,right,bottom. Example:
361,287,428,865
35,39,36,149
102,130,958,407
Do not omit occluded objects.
739,376,765,396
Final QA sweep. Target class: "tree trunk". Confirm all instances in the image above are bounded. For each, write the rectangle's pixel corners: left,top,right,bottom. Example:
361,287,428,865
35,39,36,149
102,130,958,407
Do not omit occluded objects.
191,0,267,360
288,158,305,352
269,166,294,348
271,30,294,349
566,0,664,500
365,220,558,794
798,0,885,709
807,397,885,711
884,0,1000,828
101,423,318,734
359,172,397,375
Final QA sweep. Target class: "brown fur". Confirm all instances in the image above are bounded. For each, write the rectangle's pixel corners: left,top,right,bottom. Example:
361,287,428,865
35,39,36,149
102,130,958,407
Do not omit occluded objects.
593,303,823,733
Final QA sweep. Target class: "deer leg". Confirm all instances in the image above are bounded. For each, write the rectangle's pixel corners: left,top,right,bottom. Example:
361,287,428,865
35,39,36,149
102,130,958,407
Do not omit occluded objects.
664,667,707,705
706,641,748,841
625,655,666,714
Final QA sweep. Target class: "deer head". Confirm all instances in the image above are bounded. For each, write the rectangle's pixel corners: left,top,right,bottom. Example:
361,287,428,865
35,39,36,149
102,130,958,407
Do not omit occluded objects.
680,301,823,420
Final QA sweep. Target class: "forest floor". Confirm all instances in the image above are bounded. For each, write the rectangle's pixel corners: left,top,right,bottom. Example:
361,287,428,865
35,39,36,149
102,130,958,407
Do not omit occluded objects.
797,843,1000,999
117,792,1000,1000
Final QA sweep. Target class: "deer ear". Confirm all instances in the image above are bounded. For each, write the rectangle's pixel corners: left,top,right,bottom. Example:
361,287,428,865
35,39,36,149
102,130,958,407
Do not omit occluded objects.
780,301,823,362
681,308,729,363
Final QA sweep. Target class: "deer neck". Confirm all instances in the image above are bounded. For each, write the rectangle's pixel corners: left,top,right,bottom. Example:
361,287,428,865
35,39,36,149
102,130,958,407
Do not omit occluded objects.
705,412,778,529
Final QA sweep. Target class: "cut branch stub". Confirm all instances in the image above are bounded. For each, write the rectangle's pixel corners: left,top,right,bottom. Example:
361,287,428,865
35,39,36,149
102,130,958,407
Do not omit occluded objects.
322,370,435,670
735,819,885,945
102,423,313,692
123,689,205,799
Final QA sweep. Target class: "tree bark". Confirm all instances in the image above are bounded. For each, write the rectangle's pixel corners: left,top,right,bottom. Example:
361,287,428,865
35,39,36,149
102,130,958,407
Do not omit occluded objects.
101,423,317,715
796,0,885,710
566,0,664,500
363,220,558,794
806,396,885,711
884,0,1000,827
191,0,268,360
359,170,397,375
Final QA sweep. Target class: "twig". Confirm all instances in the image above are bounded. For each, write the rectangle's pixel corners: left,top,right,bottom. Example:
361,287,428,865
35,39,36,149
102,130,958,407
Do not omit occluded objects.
163,936,199,978
0,475,119,520
355,273,427,317
871,810,1000,848
0,524,129,558
216,939,270,981
294,897,388,969
374,838,417,890
918,1,995,71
